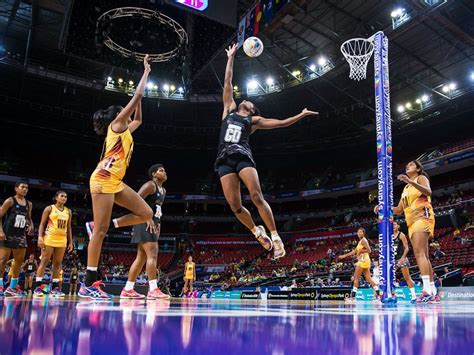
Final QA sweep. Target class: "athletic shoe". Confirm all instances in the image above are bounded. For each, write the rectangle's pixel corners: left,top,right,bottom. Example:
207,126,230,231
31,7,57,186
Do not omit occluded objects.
85,221,94,239
51,287,66,298
5,286,26,297
428,295,441,304
120,288,145,299
345,297,356,304
414,291,432,304
78,281,113,300
15,286,27,297
0,286,4,297
254,226,273,251
33,285,49,298
272,236,286,259
147,288,171,300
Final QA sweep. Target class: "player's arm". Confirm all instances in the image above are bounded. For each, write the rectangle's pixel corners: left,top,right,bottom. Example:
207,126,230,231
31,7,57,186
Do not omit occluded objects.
193,263,196,281
400,233,410,260
67,209,74,252
374,198,403,215
111,55,151,133
128,100,142,134
251,108,318,132
0,198,13,239
38,206,51,248
361,238,371,254
137,181,156,199
222,44,237,119
27,201,34,235
398,174,432,197
338,249,356,259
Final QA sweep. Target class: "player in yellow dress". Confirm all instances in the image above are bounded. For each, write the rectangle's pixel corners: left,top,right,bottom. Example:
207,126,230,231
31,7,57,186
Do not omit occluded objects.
80,56,154,300
386,160,437,303
34,191,73,298
339,228,380,302
183,256,196,295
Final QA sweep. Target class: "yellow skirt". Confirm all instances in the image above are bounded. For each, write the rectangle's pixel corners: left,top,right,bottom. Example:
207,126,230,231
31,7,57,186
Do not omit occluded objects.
90,172,125,194
184,274,194,281
408,218,435,239
44,234,67,248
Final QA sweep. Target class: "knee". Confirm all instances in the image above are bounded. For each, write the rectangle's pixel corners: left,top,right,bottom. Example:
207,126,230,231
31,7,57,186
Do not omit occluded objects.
229,201,243,214
94,224,109,239
250,191,264,206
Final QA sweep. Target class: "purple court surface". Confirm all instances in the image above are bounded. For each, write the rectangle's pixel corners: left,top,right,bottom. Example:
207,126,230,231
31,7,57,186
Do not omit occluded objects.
0,297,473,355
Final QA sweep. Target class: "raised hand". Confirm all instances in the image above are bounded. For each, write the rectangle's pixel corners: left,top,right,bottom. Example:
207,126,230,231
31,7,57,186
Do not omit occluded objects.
225,43,238,58
143,54,151,73
302,108,319,116
397,174,411,184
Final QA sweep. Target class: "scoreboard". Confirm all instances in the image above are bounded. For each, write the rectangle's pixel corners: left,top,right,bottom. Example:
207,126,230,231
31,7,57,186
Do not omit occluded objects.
167,0,238,27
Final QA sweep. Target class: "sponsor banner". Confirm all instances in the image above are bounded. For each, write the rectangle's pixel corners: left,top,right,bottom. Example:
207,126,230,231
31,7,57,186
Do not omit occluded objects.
317,288,351,301
438,287,474,302
60,182,83,191
331,184,355,192
267,291,290,300
210,291,242,300
291,229,356,243
195,237,259,246
241,292,261,300
357,179,377,188
447,150,474,163
289,288,318,300
300,189,327,197
356,287,422,301
275,192,299,199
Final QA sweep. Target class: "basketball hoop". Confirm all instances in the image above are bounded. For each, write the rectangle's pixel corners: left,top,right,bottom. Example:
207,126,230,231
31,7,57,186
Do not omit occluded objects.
340,37,374,81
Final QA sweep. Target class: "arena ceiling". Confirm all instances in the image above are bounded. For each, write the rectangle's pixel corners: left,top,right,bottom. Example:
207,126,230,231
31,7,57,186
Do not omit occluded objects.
0,0,473,152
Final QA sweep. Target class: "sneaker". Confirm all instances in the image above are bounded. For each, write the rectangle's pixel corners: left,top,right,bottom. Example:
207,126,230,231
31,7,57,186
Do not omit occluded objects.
78,281,113,300
85,221,94,239
0,286,4,297
345,297,356,304
272,236,286,259
120,288,145,299
15,287,27,297
254,226,273,251
428,294,441,304
414,291,432,304
51,287,66,298
5,286,26,297
33,285,49,298
147,288,171,300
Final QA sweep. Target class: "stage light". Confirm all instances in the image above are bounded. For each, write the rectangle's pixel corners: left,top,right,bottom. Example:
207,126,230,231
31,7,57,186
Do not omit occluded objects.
247,80,259,90
292,70,301,77
448,82,456,90
318,56,327,66
153,85,158,90
163,84,170,91
416,98,421,104
397,105,405,113
178,87,184,93
128,80,134,86
442,85,449,93
391,8,405,17
107,76,112,82
405,102,412,109
118,78,123,84
309,64,316,72
170,85,176,91
470,72,474,81
147,82,154,89
266,77,274,85
233,86,239,91
421,94,429,102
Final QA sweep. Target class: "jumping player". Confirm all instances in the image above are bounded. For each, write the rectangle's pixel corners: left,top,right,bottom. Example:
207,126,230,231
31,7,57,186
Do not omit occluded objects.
217,43,318,259
120,164,170,300
338,228,380,302
22,254,38,294
79,55,154,299
34,191,73,298
393,221,417,301
377,161,437,303
0,180,33,297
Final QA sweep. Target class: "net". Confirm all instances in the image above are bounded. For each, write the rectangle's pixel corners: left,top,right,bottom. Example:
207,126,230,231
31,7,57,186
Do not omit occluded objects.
340,38,374,81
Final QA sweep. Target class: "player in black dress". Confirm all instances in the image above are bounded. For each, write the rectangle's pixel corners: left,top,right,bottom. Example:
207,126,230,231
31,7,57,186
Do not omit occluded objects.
216,43,318,258
0,181,34,297
393,221,416,301
22,254,38,294
120,164,170,300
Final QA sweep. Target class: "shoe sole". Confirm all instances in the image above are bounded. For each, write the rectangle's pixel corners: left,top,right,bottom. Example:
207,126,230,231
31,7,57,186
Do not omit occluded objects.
120,295,145,299
85,223,93,239
273,249,286,259
147,295,171,300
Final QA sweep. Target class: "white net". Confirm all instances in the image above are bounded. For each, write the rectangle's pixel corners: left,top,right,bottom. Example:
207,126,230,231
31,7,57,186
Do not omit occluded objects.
340,38,374,81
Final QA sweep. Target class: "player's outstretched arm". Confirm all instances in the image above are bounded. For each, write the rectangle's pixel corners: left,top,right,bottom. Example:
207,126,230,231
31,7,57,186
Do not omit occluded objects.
252,108,318,131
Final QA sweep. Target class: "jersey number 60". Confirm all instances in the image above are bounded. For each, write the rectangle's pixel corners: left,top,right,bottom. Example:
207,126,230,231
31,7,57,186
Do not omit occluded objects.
224,124,242,143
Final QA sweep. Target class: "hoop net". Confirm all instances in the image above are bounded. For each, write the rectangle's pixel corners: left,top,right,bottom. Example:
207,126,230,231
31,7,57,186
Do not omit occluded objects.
340,38,374,81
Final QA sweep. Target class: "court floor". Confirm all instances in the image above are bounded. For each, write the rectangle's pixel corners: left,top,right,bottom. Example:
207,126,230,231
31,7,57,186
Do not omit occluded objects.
0,297,473,354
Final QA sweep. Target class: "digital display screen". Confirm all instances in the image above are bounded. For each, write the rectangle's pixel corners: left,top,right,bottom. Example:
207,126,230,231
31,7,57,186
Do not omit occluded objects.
168,0,238,27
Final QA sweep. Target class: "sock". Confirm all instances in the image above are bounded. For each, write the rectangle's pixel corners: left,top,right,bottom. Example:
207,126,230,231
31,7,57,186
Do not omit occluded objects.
125,281,135,291
85,267,98,287
112,219,119,228
421,275,430,294
409,287,416,299
430,282,437,296
270,231,279,239
10,278,18,289
251,226,258,235
0,278,4,288
351,286,358,297
149,279,158,291
373,285,379,292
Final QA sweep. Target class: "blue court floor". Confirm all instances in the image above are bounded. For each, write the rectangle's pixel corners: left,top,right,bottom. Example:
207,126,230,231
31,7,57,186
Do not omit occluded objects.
0,297,473,354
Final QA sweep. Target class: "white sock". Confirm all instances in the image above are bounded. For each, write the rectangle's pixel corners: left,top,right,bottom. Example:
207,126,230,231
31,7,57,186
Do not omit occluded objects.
430,282,437,296
373,285,379,292
271,231,280,240
113,218,119,228
87,266,98,271
52,279,59,283
125,281,134,291
251,226,258,235
352,286,358,293
409,287,416,299
149,279,158,291
421,275,431,294
36,277,42,282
